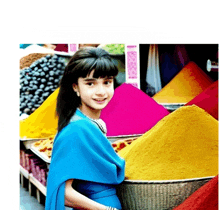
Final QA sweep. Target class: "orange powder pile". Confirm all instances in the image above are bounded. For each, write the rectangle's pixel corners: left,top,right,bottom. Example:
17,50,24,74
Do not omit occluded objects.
153,62,213,104
118,105,218,180
20,88,59,139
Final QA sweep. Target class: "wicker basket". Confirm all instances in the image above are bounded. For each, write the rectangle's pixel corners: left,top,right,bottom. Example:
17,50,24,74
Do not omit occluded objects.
116,177,213,210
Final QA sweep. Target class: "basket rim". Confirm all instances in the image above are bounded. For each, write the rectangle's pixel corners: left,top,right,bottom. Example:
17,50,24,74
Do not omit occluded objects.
122,176,215,184
107,134,142,139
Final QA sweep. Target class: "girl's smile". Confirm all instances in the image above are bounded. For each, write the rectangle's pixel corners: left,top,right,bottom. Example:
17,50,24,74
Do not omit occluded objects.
93,98,107,103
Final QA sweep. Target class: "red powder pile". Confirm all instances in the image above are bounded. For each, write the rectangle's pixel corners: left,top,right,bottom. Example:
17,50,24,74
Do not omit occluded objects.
100,83,169,137
185,80,218,120
173,175,218,210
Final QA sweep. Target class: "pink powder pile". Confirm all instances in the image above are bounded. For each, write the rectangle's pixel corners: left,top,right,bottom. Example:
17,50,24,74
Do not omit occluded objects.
100,83,170,137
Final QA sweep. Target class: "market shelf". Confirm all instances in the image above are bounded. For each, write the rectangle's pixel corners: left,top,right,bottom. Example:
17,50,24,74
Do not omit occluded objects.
30,144,51,163
20,165,47,204
107,134,142,143
29,173,46,196
20,165,29,188
160,103,185,111
20,138,46,149
20,165,29,179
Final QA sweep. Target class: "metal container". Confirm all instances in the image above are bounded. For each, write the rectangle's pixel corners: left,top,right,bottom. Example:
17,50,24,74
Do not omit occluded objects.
116,177,213,210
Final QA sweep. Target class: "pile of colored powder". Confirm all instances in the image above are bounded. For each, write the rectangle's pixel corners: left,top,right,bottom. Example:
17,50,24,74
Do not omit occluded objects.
185,80,218,120
118,105,218,180
100,83,169,137
153,61,213,104
173,175,218,210
20,88,59,139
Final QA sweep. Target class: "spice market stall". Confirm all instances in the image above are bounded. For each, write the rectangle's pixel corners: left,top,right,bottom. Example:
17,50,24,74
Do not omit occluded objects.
19,43,218,209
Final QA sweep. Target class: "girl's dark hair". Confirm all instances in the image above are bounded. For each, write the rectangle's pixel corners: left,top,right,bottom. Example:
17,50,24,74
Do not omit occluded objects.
56,47,118,132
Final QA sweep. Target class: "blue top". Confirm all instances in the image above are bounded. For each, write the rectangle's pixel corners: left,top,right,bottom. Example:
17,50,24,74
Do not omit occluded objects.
45,109,125,210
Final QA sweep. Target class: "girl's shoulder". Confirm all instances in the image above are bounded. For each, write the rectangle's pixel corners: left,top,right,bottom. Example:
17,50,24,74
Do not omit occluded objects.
53,119,92,147
69,109,95,127
59,117,98,139
60,117,90,135
68,117,93,131
54,110,103,145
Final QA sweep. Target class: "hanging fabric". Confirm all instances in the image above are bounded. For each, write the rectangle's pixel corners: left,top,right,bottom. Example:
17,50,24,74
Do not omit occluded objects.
160,44,190,87
146,44,162,96
160,52,180,86
174,44,190,69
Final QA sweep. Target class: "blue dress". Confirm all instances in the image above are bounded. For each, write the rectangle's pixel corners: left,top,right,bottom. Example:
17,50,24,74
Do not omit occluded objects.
72,179,122,209
45,109,125,210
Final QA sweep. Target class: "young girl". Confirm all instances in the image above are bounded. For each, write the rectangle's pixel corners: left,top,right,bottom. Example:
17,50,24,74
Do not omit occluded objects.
45,47,125,210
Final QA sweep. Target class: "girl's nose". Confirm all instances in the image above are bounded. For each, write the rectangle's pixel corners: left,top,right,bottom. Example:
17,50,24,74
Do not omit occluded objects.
96,84,105,95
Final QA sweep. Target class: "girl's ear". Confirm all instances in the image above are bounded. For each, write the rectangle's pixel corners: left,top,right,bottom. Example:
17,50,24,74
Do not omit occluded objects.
72,83,78,92
72,84,80,97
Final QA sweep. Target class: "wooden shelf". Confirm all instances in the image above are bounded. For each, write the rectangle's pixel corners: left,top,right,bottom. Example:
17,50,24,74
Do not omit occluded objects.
20,165,46,204
20,165,29,179
20,149,48,201
29,173,46,196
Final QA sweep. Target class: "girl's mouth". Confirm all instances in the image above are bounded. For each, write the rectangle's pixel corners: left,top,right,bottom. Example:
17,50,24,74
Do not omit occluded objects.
93,98,106,104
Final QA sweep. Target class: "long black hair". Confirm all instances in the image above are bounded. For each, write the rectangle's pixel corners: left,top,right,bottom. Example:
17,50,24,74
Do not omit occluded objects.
56,47,119,132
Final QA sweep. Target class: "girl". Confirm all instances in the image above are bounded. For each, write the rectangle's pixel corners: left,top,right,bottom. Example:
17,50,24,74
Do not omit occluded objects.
45,47,125,210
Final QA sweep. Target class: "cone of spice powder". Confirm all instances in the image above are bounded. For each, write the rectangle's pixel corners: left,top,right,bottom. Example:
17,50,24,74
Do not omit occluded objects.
118,105,218,180
185,80,218,120
100,83,169,137
153,62,213,104
20,88,59,139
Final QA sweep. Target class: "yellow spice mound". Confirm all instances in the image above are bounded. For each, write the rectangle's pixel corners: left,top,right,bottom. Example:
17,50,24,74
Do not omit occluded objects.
20,88,59,138
153,62,213,103
118,105,218,180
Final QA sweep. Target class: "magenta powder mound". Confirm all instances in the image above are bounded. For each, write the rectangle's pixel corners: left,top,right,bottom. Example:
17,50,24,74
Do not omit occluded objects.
100,83,170,137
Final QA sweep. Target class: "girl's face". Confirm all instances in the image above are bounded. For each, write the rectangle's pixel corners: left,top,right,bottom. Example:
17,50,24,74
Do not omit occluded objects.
72,70,114,119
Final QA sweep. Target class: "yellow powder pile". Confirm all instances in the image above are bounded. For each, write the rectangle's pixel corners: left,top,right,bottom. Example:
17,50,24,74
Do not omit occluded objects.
153,62,213,104
20,88,59,139
118,105,218,180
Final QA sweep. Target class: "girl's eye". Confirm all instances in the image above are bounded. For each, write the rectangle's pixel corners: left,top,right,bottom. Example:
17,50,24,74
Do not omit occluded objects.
104,80,113,85
87,82,94,86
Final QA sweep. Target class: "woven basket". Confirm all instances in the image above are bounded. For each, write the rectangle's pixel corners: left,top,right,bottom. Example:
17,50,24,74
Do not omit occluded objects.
116,177,213,210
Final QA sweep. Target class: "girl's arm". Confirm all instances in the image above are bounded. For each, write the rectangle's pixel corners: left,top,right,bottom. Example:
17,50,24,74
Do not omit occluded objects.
65,179,107,210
